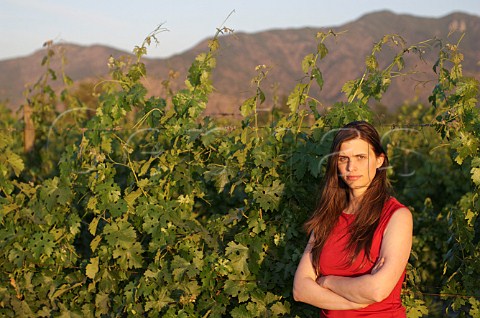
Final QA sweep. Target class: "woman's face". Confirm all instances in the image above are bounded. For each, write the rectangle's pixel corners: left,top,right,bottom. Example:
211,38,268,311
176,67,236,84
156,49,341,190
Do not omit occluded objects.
337,138,384,197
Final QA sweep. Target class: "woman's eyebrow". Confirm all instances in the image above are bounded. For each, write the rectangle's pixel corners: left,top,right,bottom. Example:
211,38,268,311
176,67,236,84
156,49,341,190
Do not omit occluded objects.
338,152,368,157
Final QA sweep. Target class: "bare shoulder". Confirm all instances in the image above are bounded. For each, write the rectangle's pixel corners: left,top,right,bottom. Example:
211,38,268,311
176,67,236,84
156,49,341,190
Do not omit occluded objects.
385,207,413,233
393,207,412,220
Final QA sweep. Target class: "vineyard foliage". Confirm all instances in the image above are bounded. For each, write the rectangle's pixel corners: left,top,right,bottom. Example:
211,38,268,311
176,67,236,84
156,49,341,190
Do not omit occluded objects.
0,27,479,317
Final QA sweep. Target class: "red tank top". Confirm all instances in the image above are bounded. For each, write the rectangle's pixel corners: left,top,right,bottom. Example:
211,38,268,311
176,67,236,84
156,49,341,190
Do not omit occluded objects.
318,197,407,318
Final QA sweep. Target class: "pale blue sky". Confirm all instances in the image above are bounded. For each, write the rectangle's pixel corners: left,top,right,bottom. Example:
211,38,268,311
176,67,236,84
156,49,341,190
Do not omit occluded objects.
1,0,479,61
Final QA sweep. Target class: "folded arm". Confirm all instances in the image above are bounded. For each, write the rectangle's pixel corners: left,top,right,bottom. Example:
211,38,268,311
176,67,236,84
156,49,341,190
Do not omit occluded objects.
317,207,413,304
292,234,369,310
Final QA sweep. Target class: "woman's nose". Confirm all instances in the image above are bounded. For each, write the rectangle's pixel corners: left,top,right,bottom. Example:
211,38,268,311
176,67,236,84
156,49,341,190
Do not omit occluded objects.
346,159,356,171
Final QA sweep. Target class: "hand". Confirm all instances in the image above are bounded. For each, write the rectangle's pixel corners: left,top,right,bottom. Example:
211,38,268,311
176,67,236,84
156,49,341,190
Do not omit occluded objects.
371,257,385,275
316,275,327,288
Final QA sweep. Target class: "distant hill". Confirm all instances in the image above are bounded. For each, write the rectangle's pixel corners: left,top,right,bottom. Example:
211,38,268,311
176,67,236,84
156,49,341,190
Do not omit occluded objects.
1,10,479,116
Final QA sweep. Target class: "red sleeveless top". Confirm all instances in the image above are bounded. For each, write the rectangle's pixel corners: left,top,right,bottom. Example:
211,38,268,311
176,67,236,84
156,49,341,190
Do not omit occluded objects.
318,197,407,318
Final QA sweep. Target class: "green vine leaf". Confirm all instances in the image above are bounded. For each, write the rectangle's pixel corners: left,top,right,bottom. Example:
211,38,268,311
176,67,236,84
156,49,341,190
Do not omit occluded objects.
86,256,99,279
226,242,250,279
253,180,285,211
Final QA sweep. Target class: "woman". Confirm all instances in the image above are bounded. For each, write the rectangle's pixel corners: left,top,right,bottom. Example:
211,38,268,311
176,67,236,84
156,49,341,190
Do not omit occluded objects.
293,121,413,317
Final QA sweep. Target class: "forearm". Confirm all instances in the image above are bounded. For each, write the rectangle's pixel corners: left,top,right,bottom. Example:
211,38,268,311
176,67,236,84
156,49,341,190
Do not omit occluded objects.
320,274,383,304
293,277,368,310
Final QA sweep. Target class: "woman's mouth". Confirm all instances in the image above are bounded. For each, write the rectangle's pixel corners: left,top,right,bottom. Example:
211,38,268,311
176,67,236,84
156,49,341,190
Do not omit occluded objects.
346,175,361,181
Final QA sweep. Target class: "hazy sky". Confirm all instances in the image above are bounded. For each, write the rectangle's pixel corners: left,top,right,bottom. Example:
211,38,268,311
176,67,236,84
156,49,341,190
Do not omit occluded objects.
1,0,479,61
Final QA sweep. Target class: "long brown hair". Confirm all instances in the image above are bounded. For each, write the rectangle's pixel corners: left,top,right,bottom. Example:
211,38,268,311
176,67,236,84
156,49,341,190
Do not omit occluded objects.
305,121,392,274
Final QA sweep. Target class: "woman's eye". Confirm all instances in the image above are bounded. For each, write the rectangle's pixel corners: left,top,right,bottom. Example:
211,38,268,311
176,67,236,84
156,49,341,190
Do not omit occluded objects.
338,157,348,163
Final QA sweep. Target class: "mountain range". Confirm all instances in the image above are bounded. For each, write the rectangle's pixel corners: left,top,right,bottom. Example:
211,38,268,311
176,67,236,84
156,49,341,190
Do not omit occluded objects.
1,10,479,116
